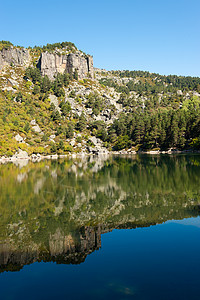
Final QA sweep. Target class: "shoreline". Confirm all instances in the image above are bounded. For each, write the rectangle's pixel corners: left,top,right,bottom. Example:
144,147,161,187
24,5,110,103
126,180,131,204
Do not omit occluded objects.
0,149,199,164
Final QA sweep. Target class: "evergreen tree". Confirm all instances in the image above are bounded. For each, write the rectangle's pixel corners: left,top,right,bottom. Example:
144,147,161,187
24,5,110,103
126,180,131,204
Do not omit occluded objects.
76,113,87,131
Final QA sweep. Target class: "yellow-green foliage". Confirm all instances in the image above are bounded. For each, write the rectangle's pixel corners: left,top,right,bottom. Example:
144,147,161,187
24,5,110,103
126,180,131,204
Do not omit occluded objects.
25,81,32,89
0,40,13,51
189,137,200,149
182,96,200,111
0,78,75,156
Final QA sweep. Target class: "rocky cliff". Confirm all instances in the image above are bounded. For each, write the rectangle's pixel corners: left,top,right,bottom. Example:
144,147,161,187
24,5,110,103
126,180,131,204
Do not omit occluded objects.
0,225,101,272
0,44,94,81
0,47,30,70
37,52,94,80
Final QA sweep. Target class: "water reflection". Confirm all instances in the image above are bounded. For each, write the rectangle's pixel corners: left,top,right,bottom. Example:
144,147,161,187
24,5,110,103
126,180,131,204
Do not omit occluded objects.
0,154,200,273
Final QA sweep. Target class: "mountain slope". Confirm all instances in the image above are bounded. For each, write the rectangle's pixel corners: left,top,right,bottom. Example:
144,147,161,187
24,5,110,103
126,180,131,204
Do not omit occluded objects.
0,41,200,158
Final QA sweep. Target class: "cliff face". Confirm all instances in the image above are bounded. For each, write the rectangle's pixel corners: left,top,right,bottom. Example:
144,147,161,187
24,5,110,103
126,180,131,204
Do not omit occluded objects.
0,45,94,81
0,225,101,272
0,47,30,70
38,52,94,80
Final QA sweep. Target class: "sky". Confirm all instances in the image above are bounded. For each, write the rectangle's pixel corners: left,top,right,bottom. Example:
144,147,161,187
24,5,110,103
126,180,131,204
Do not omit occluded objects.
0,0,200,76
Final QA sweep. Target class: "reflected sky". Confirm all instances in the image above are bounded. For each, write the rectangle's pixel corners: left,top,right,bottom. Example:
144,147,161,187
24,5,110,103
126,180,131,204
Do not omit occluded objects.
168,216,200,227
0,221,200,300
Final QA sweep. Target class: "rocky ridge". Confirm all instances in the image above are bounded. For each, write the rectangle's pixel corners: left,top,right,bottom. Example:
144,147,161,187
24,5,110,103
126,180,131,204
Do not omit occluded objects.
0,44,94,80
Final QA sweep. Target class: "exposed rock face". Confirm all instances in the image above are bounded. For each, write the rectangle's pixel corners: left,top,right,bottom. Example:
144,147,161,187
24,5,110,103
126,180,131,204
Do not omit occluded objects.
49,226,101,262
38,52,94,80
0,225,101,272
0,46,94,82
0,47,30,70
0,243,38,273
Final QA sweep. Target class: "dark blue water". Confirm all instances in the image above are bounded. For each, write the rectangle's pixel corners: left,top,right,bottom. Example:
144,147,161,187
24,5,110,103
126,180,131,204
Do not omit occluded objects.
1,218,200,300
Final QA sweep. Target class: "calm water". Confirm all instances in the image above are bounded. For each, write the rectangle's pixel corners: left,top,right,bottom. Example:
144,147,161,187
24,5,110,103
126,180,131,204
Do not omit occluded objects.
0,154,200,299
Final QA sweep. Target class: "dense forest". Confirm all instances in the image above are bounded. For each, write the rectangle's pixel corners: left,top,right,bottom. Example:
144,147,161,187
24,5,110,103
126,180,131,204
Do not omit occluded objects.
100,71,200,94
99,71,200,151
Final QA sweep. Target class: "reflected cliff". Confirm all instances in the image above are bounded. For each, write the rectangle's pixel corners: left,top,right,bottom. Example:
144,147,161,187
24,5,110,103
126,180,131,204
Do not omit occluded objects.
0,154,200,273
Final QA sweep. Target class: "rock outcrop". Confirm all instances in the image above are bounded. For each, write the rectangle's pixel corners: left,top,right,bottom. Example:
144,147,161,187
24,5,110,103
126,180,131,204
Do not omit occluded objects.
0,44,94,81
0,225,101,272
37,52,94,80
0,47,30,70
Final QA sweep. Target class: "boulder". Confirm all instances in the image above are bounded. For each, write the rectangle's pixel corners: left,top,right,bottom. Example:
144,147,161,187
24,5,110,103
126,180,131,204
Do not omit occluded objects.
14,134,23,143
30,119,36,125
70,139,76,147
12,149,29,159
32,124,42,133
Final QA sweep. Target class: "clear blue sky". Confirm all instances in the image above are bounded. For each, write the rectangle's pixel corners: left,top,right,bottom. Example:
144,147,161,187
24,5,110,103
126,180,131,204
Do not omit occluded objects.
1,0,200,76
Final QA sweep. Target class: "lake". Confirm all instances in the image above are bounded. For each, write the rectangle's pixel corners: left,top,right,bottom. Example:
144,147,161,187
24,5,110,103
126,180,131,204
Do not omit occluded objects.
0,154,200,300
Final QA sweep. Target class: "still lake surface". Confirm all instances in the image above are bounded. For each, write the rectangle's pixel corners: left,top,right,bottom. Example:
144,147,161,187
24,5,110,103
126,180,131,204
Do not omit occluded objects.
0,154,200,299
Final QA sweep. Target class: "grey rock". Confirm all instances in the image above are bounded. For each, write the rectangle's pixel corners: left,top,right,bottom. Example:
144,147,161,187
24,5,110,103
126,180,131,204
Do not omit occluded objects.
13,149,29,159
70,139,76,147
193,91,200,97
49,94,61,113
177,90,183,96
86,108,93,115
49,134,56,143
88,146,109,155
32,124,41,133
50,134,56,139
89,136,98,146
31,154,37,159
14,134,23,143
2,86,14,91
7,78,19,87
50,154,58,159
38,52,94,80
0,47,30,70
148,150,160,154
30,119,36,125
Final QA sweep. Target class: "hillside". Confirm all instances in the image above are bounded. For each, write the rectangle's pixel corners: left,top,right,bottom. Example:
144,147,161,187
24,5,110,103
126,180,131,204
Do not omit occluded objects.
0,40,200,159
